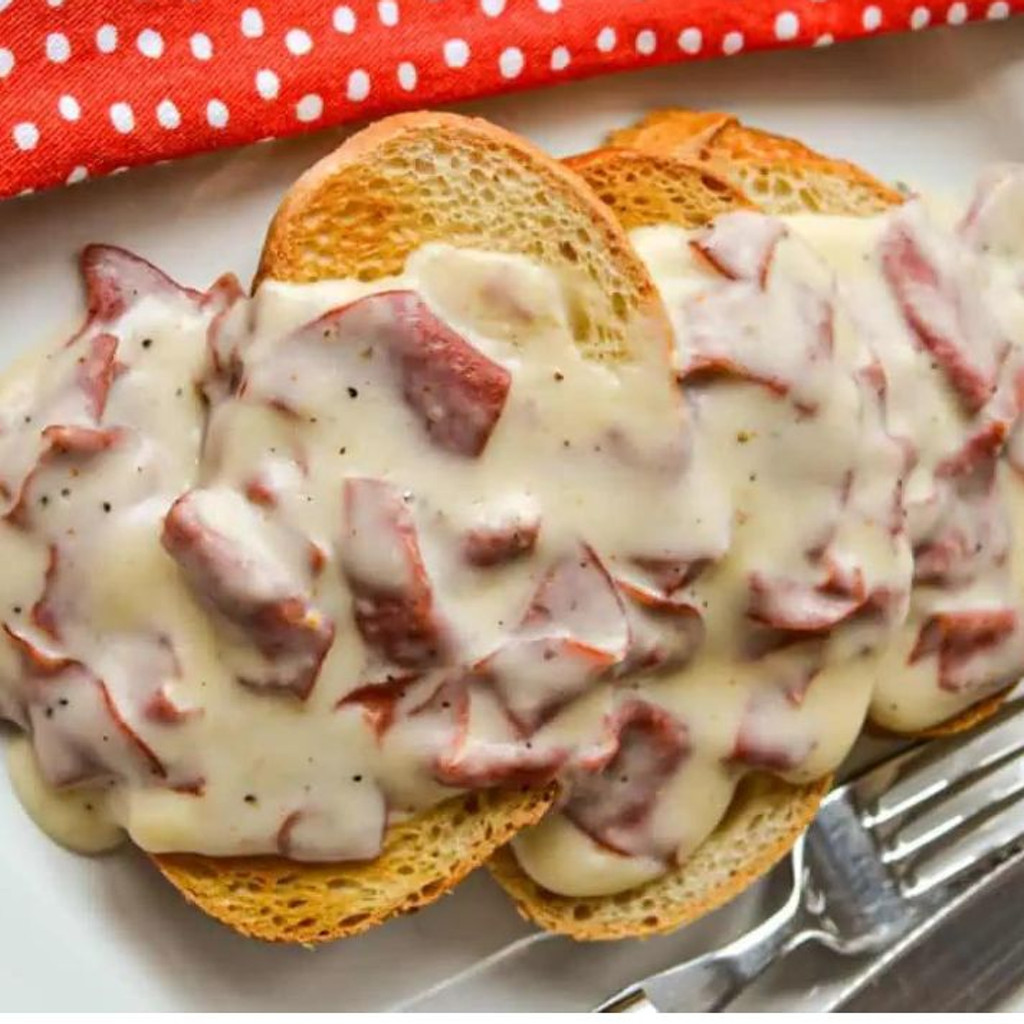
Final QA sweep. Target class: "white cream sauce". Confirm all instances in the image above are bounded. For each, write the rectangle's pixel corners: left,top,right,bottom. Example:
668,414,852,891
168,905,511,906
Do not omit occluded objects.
0,169,1023,899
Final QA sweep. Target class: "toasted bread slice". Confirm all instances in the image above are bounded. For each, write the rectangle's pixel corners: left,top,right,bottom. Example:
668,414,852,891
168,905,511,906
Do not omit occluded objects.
602,123,1011,742
153,112,678,943
485,148,832,940
608,109,903,217
490,138,1007,939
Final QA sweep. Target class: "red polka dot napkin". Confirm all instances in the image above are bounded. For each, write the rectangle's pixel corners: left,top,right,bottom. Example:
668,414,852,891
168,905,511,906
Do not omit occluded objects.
0,0,1019,200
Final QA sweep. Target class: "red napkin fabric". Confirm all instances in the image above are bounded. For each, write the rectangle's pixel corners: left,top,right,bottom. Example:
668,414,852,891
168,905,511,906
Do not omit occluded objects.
0,0,1019,200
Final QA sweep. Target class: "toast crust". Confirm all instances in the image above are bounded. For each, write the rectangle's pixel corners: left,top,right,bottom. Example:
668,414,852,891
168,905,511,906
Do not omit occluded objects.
153,111,678,943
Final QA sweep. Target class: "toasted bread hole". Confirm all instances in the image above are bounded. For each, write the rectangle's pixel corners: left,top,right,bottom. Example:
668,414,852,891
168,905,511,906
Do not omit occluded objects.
276,873,299,886
420,879,442,898
339,912,370,928
287,897,307,909
296,916,316,930
798,188,821,212
397,863,415,875
559,240,579,263
642,915,659,927
572,903,593,921
611,292,627,319
272,914,285,926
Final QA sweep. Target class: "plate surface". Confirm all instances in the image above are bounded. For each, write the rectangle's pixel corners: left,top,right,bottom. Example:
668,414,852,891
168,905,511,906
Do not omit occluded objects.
0,19,1022,1012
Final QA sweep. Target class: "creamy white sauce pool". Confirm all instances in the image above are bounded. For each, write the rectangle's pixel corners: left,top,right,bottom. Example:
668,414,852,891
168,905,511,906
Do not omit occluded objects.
2,168,1024,899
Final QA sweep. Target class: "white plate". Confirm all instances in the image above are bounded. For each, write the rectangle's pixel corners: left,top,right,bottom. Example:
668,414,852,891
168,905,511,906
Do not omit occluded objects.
1,19,1022,1012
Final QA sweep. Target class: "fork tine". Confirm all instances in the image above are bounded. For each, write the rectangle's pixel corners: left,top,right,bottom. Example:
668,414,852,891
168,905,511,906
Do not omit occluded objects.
857,691,1024,828
881,754,1024,865
901,791,1024,897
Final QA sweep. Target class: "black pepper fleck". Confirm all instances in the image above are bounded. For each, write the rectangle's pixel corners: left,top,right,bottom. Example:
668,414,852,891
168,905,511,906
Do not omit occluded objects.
338,447,347,455
39,495,49,506
12,606,21,615
141,338,153,349
102,501,112,513
244,794,257,804
553,371,564,382
61,488,70,498
347,386,359,399
352,774,363,783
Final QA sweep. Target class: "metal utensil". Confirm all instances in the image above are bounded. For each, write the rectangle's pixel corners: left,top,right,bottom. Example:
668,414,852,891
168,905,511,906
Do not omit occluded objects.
598,688,1024,1012
834,841,1024,1011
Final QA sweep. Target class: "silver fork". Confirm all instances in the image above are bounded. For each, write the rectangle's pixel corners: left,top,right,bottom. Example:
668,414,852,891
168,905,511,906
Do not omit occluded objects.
598,686,1024,1012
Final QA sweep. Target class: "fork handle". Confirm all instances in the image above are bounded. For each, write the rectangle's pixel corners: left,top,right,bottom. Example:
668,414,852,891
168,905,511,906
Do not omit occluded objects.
599,909,802,1012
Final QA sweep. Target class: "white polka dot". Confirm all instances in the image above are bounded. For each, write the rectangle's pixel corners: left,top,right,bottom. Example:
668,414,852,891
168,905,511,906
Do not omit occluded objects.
137,29,164,58
444,38,470,68
596,27,616,53
678,27,702,54
0,48,13,78
156,99,181,129
109,102,135,134
241,8,264,38
347,69,370,101
332,6,356,32
286,28,313,55
774,12,799,40
190,33,213,60
110,167,129,177
947,1,968,21
499,46,524,78
862,5,883,30
296,94,323,122
550,45,570,71
46,32,70,63
378,1,399,26
397,61,417,90
58,94,80,121
636,30,657,55
47,0,63,6
67,166,88,185
207,99,229,129
12,123,38,151
96,25,118,53
910,5,931,26
256,68,280,99
722,31,744,55
814,33,835,46
481,0,505,14
17,189,35,198
537,0,561,10
988,0,1010,15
